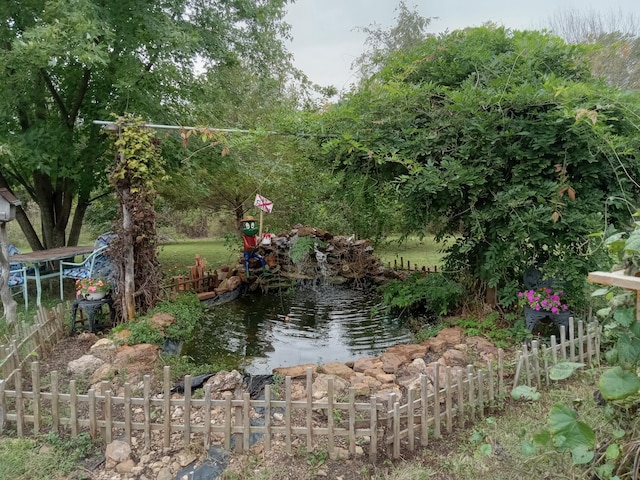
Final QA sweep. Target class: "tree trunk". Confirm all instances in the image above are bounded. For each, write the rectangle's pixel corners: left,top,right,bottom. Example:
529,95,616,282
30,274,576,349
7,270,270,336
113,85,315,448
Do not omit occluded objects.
32,171,74,249
68,195,90,247
0,223,18,324
122,188,136,321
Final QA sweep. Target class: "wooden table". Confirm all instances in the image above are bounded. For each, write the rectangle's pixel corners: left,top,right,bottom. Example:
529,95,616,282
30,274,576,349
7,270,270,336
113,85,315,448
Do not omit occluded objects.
10,245,95,306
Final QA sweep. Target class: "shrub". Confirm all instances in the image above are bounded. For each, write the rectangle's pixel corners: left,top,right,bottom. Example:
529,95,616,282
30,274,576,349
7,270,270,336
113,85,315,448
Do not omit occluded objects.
381,272,464,318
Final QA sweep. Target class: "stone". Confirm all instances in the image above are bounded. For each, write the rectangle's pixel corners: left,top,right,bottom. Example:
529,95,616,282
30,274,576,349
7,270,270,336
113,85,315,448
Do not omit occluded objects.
384,343,427,362
466,336,499,360
89,363,117,384
116,458,135,474
318,362,355,380
105,440,131,469
422,326,464,353
177,451,197,467
329,447,350,460
273,363,317,378
89,338,117,362
205,370,243,395
380,352,404,374
312,374,350,399
156,467,173,480
352,357,379,373
112,329,131,344
375,386,401,403
441,348,467,366
114,343,159,367
67,354,104,376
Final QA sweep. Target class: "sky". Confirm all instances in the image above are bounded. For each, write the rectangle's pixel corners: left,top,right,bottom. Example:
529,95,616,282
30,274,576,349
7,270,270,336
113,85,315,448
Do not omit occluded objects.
283,0,640,92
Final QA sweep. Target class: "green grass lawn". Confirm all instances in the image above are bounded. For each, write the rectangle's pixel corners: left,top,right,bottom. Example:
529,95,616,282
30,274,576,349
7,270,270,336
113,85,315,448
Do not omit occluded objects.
157,235,444,275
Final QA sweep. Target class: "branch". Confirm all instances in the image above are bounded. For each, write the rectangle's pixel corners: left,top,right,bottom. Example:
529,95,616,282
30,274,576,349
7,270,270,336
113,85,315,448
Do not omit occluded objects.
40,69,70,125
68,68,91,126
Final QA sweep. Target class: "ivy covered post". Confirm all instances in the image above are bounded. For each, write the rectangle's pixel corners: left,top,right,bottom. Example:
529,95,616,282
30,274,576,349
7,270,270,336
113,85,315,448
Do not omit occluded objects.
109,116,165,321
0,188,21,324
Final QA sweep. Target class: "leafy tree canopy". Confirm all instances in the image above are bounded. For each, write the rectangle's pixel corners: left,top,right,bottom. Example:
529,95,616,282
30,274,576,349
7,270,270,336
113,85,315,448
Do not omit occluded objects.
319,26,640,308
0,0,291,249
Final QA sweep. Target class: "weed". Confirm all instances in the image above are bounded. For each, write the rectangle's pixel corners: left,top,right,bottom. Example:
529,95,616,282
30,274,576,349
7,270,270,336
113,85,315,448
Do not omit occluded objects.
306,448,328,469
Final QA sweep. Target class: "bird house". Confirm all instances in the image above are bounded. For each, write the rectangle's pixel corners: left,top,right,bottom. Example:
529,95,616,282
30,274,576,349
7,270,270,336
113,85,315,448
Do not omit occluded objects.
0,188,20,222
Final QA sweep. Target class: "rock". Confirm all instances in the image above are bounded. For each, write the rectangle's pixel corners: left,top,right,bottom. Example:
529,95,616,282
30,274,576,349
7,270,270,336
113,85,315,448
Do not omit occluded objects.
375,386,401,404
89,363,117,384
105,440,131,469
353,357,379,373
318,362,355,380
380,352,404,374
67,354,104,376
312,374,350,399
116,458,135,474
177,451,197,467
329,447,350,460
156,467,173,480
422,327,464,353
114,344,159,366
150,312,176,331
384,344,427,362
89,338,117,363
273,363,317,378
205,370,243,396
112,329,131,344
441,348,468,366
466,336,499,361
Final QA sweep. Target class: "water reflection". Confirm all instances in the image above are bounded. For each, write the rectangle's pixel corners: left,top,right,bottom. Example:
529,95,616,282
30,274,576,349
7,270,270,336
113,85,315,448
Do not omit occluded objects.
182,286,414,375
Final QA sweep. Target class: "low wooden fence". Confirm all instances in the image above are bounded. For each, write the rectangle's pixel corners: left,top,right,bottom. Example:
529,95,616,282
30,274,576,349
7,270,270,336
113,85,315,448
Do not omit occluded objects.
0,304,66,383
0,313,600,462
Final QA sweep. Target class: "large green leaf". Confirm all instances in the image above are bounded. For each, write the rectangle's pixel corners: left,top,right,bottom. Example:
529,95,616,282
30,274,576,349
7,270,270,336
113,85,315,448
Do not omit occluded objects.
511,385,541,401
548,404,595,450
549,362,585,381
599,366,640,400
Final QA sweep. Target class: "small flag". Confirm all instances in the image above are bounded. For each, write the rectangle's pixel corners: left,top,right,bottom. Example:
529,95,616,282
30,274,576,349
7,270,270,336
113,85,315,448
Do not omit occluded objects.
254,193,273,213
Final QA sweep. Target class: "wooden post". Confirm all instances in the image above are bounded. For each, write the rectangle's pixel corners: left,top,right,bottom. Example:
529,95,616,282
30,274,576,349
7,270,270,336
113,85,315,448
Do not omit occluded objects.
124,384,132,444
163,366,171,448
31,362,40,434
183,375,192,446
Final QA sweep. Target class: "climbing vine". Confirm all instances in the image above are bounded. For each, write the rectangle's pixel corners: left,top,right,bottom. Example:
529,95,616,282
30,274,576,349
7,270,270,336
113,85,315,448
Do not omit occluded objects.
108,115,166,320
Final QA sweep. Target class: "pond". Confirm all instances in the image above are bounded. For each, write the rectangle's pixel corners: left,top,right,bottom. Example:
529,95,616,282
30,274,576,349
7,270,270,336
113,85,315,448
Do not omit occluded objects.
182,286,414,375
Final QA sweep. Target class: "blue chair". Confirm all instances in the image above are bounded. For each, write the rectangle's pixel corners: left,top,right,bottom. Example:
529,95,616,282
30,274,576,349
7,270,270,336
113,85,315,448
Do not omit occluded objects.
59,233,115,299
8,244,28,308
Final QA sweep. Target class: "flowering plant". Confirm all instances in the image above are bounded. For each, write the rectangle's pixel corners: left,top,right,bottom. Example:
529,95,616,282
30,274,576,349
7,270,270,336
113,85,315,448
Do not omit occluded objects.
75,277,110,296
518,288,569,314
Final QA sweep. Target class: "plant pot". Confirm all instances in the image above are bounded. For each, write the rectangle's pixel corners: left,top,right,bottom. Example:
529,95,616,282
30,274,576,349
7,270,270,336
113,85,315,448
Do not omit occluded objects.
523,305,571,333
82,291,107,301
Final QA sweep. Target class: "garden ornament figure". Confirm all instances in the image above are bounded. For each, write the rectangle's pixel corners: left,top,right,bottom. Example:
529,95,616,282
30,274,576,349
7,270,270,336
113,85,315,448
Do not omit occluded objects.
241,216,266,278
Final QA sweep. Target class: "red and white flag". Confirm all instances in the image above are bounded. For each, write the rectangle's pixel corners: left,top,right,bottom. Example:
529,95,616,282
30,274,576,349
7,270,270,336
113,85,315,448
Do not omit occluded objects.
254,193,273,213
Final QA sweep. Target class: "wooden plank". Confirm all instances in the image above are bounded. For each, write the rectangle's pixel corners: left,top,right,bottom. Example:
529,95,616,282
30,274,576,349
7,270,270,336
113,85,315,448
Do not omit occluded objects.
183,375,192,446
327,377,334,456
306,367,313,449
407,388,415,452
243,393,251,452
31,362,40,434
445,367,452,434
420,374,428,446
105,390,112,444
144,375,151,449
432,362,440,438
89,389,96,438
70,380,78,436
369,396,377,464
264,387,271,452
456,369,464,428
224,392,232,451
349,388,356,455
163,366,171,448
51,371,59,433
204,385,211,451
124,384,132,444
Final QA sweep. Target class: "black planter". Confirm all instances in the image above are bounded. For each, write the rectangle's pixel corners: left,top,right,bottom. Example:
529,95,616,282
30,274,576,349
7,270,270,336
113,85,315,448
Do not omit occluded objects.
524,305,572,334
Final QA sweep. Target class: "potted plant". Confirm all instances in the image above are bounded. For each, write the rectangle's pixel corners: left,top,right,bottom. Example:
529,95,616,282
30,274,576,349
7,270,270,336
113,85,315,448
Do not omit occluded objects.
76,277,110,301
518,287,572,333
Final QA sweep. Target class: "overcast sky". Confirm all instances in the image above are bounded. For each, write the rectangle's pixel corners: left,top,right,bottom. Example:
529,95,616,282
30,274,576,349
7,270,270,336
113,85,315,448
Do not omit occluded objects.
283,0,640,92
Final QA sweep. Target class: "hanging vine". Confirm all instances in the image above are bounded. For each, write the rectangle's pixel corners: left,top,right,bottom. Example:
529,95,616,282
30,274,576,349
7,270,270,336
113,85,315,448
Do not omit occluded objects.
108,115,166,320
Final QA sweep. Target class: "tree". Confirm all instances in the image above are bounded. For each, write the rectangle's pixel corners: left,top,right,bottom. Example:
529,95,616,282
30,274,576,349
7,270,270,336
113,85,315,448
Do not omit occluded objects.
320,27,640,307
546,8,640,90
0,0,291,250
352,1,434,82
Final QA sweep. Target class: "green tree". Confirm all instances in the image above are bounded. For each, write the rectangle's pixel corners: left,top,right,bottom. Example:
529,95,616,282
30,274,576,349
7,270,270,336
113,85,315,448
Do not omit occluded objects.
0,0,290,250
320,26,640,307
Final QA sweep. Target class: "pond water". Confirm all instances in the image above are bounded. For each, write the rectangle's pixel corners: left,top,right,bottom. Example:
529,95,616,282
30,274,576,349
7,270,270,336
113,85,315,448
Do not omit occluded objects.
182,286,414,375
